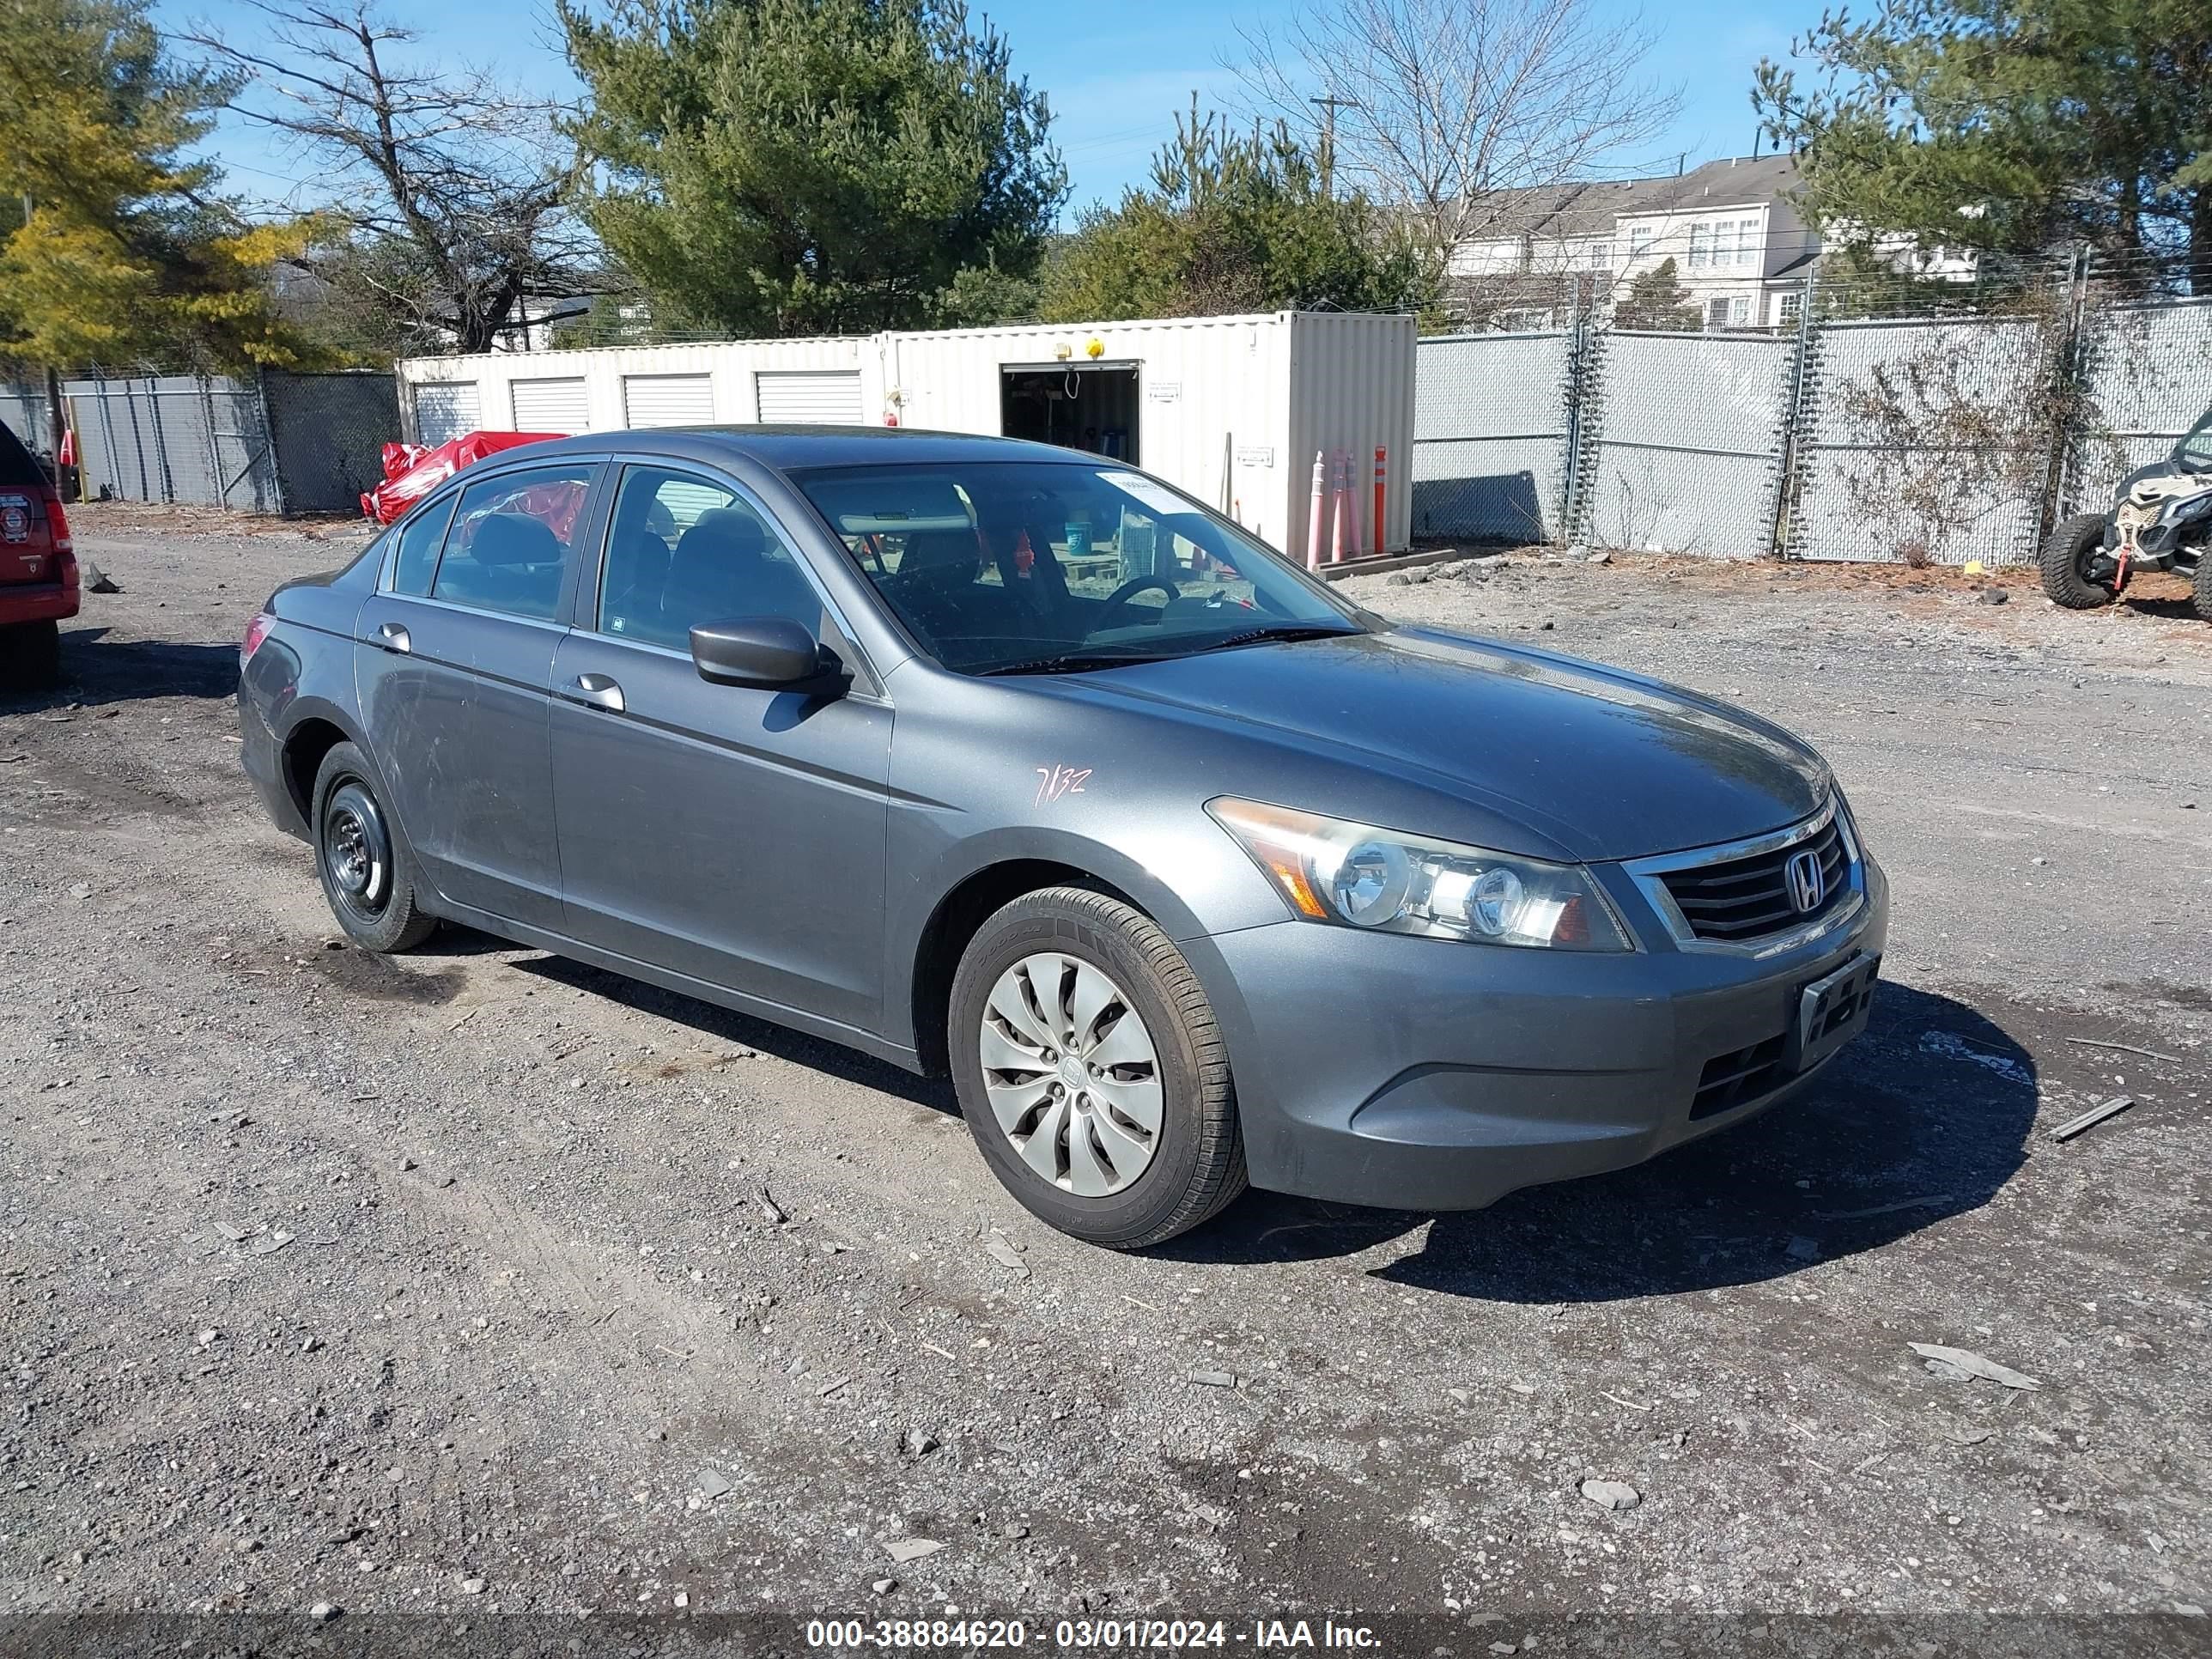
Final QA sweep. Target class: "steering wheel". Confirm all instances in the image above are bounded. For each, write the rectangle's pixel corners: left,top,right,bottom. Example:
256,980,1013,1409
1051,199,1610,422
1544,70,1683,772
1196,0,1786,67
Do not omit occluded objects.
1093,574,1181,630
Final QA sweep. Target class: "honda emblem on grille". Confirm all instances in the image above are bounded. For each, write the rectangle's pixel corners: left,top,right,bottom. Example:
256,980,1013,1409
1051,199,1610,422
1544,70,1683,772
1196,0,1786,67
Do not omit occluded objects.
1784,848,1826,914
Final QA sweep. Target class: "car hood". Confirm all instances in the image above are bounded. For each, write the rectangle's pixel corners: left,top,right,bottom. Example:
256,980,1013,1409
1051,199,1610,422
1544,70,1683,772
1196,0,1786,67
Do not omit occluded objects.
1038,624,1830,862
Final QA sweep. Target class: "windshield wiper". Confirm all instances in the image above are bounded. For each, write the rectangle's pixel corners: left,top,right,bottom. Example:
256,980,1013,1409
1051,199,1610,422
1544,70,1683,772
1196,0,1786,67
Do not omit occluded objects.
1183,623,1360,655
976,651,1156,677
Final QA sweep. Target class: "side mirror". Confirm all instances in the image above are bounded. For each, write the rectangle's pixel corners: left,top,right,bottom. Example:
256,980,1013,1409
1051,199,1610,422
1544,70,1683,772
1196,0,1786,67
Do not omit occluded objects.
690,617,842,692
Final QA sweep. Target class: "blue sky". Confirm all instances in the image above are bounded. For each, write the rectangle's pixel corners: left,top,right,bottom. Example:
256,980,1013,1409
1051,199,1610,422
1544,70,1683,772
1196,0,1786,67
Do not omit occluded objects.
167,0,1825,220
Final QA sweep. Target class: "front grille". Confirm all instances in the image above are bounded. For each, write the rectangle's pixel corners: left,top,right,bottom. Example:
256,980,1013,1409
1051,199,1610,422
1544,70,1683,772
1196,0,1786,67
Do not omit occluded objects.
1660,816,1849,943
1691,1032,1790,1119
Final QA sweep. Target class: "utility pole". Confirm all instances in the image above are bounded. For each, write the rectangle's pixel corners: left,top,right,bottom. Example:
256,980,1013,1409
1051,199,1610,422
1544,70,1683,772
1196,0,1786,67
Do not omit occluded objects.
1310,95,1358,197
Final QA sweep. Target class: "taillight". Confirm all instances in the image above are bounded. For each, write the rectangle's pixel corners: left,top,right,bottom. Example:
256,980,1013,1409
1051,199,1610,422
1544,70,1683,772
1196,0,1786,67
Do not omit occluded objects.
241,611,276,663
39,487,70,554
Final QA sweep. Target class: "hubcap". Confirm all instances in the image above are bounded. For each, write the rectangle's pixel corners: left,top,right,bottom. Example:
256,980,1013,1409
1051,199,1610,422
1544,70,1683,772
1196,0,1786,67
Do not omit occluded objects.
323,781,392,921
979,952,1163,1197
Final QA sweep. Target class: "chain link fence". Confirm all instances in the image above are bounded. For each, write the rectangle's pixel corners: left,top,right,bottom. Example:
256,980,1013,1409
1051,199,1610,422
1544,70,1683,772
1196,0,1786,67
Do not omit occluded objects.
1419,253,2212,565
1411,331,1577,543
0,367,400,515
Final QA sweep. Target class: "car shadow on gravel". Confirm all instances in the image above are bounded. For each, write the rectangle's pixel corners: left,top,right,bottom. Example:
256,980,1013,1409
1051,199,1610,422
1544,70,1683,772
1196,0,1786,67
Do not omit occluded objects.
1165,982,2040,1301
512,952,957,1113
0,628,242,712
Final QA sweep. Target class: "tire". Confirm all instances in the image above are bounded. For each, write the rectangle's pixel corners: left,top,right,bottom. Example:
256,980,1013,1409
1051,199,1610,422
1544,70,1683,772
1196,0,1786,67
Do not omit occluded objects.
947,886,1247,1249
311,739,438,952
2195,555,2212,623
2039,512,2115,610
0,619,60,690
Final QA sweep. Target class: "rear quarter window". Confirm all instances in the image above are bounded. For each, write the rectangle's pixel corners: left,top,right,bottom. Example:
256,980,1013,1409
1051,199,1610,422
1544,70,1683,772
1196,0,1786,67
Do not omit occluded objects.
0,419,46,487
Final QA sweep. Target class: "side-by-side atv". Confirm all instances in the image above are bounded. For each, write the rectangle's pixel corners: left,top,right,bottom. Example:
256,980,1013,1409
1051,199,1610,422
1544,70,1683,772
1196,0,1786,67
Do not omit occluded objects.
2043,406,2212,617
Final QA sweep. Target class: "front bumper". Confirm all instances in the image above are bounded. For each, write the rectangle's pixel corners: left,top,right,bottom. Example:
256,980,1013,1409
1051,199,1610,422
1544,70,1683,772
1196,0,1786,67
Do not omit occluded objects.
1182,854,1890,1212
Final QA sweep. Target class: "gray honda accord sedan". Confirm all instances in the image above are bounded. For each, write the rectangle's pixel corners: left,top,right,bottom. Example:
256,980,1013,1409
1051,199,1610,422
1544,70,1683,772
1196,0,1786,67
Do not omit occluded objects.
240,428,1887,1248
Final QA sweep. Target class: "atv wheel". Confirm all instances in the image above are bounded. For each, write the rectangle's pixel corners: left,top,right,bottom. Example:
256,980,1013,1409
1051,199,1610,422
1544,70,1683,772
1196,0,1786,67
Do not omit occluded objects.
2195,555,2212,623
2039,513,2115,610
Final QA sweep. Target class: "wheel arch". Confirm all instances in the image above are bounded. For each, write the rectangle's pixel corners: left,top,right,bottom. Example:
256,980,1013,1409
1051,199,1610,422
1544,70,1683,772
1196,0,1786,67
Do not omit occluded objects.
906,853,1157,1077
276,704,368,828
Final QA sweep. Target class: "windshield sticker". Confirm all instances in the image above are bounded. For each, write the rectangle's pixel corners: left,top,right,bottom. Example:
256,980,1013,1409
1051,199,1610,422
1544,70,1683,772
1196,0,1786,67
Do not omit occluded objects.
1035,764,1091,806
1098,472,1194,517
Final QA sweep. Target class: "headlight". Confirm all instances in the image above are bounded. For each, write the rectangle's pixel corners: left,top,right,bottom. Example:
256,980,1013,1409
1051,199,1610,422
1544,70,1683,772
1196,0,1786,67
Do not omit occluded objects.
1206,798,1632,951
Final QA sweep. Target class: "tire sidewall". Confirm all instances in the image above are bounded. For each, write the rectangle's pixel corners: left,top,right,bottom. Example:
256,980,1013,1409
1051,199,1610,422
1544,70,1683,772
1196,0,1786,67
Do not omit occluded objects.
949,896,1214,1246
2039,513,2115,609
312,740,426,951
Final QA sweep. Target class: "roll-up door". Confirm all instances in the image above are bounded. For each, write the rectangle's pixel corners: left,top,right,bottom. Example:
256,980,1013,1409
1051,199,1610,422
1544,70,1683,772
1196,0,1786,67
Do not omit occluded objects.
755,370,864,424
623,374,716,427
413,382,480,445
510,377,588,434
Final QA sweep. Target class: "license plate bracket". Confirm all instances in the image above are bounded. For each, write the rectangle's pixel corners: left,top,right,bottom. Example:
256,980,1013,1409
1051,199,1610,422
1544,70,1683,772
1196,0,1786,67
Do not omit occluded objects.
1791,951,1880,1073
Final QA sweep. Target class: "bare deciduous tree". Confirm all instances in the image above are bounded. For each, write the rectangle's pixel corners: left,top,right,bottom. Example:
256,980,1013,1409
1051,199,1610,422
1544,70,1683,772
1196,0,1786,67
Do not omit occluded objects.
180,0,601,354
1233,0,1680,267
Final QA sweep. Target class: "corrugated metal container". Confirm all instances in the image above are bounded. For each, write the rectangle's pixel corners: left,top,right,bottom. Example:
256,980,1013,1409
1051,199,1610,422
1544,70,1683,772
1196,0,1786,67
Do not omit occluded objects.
398,338,878,441
397,312,1414,553
883,311,1413,555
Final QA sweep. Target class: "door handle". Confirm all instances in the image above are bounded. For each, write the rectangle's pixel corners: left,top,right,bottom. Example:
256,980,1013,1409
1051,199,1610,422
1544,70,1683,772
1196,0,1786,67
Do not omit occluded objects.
563,672,626,713
375,622,410,653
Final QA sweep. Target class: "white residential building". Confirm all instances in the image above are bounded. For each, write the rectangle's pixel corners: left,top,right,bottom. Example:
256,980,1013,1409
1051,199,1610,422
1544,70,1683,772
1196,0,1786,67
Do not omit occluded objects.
1448,155,1978,331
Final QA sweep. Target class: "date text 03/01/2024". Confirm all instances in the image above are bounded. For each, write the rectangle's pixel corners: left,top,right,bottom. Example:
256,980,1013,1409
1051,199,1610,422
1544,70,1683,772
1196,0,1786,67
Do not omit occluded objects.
801,1619,1382,1650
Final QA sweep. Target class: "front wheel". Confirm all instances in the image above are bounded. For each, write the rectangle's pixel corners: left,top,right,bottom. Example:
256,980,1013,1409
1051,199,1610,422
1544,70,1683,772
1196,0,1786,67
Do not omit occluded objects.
2194,554,2212,623
948,886,1247,1249
313,740,437,952
2039,512,2116,610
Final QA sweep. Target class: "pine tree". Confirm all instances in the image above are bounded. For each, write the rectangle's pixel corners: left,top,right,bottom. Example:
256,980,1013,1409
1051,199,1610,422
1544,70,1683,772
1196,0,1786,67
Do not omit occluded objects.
0,0,314,368
562,0,1066,336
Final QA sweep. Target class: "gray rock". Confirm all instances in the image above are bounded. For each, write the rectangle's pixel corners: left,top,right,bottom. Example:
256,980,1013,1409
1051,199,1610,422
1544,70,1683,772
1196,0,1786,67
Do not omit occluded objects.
902,1428,939,1457
696,1468,733,1498
872,1578,897,1595
1981,586,2009,605
1579,1478,1641,1511
884,1538,944,1564
1188,1369,1237,1389
1386,574,1412,586
459,1577,486,1595
309,1603,339,1624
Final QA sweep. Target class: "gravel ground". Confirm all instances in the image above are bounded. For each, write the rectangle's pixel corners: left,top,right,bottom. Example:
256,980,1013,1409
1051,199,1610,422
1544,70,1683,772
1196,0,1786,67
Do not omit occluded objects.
3,507,2210,1649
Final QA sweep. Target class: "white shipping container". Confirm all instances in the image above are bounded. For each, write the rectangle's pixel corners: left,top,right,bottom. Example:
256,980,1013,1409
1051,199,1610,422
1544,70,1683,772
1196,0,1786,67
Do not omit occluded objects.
882,311,1413,556
396,311,1414,554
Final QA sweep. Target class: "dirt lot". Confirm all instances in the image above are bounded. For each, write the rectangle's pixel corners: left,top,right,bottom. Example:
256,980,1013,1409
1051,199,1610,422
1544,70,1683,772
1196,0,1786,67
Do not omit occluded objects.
3,507,2210,1649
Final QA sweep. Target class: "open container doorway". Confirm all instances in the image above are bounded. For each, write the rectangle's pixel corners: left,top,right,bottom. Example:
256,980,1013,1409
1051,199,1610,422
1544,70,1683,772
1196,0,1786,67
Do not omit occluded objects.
1000,362,1139,465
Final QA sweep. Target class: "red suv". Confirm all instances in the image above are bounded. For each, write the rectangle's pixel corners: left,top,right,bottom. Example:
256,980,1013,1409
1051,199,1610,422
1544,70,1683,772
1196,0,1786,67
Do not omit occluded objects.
0,417,76,687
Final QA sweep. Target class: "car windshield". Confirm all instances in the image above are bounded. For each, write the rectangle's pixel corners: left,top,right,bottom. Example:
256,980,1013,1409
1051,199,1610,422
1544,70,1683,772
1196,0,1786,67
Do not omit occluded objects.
792,460,1363,675
2178,406,2212,471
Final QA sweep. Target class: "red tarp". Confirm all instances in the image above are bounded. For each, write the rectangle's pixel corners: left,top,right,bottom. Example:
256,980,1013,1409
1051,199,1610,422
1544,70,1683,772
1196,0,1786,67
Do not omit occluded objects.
362,430,566,525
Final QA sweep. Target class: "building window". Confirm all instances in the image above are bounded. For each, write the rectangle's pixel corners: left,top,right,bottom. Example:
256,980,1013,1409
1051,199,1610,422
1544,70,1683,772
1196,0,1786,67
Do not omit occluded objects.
1706,295,1748,330
1735,217,1762,266
1587,240,1613,270
1777,290,1803,328
1688,223,1711,269
1628,225,1655,262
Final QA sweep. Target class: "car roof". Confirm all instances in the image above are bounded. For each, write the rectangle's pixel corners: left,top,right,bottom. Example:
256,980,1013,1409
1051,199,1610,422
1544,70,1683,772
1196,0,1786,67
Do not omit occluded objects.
509,426,1097,475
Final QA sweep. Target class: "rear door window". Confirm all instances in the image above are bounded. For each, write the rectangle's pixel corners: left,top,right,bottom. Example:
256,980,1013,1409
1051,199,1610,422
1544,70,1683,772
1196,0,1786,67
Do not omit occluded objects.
431,464,596,621
387,495,460,596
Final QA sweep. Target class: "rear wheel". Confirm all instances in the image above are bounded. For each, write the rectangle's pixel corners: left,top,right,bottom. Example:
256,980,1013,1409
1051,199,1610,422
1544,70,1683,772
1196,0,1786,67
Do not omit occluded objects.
313,740,437,952
2039,513,2116,610
0,618,60,689
948,886,1246,1249
2194,554,2212,623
